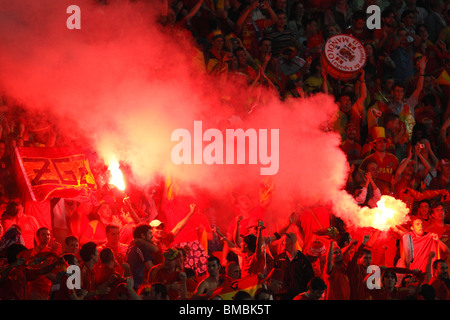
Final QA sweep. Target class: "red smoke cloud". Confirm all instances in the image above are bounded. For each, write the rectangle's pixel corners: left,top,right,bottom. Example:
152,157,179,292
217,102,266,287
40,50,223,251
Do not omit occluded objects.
0,0,408,232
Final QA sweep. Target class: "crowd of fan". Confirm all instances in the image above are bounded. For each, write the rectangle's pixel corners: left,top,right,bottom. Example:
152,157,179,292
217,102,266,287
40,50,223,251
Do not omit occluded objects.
0,0,449,300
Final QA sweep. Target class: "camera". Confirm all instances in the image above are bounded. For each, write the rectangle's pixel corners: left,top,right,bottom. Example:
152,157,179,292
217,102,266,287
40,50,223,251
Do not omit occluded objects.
419,143,425,149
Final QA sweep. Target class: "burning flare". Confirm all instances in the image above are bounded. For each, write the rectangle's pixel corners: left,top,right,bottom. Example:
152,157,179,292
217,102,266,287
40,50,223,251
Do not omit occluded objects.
108,160,126,191
358,196,410,231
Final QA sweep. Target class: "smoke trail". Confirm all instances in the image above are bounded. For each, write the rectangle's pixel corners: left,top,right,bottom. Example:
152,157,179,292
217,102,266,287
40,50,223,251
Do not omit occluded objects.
0,0,409,231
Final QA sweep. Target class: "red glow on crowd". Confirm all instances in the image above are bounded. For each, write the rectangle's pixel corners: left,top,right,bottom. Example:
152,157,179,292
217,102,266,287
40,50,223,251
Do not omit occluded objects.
0,0,448,303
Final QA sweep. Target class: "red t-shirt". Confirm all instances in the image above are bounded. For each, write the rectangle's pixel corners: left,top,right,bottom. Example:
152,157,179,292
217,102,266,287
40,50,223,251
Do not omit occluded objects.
149,264,181,300
241,253,265,278
429,276,449,300
94,264,124,300
360,152,399,184
28,247,60,298
425,224,450,244
0,265,41,300
80,262,97,300
323,265,350,300
348,263,370,300
173,213,212,244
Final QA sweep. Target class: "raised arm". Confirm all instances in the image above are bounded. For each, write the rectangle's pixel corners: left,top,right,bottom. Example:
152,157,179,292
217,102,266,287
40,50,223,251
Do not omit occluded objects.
430,233,450,255
261,0,279,25
171,204,197,238
275,212,295,237
215,227,239,252
123,197,142,224
184,0,204,22
325,241,334,275
394,147,413,182
411,56,427,101
347,235,370,272
255,220,264,259
416,145,432,179
353,70,367,118
234,216,243,247
236,2,258,31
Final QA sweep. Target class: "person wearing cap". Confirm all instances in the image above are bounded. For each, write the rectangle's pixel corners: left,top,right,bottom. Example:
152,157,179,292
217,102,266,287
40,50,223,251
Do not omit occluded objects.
359,126,399,195
273,232,314,299
149,203,197,265
205,29,231,79
148,247,184,300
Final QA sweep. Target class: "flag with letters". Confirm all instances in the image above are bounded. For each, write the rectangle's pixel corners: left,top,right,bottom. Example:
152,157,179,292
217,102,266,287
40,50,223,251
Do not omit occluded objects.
15,147,98,202
213,275,262,300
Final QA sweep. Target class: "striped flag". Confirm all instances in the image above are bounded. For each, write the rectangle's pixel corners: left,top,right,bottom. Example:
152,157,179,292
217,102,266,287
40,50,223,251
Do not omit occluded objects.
15,147,97,202
213,275,262,300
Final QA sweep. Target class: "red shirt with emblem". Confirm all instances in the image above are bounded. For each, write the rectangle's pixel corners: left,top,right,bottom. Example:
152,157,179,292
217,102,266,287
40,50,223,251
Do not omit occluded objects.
360,152,399,184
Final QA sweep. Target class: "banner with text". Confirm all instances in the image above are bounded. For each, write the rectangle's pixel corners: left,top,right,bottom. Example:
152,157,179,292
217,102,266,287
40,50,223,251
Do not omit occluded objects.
15,147,98,202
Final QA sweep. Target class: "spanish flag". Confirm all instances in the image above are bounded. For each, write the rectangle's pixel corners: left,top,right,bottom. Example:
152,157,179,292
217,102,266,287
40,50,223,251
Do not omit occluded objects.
213,275,262,300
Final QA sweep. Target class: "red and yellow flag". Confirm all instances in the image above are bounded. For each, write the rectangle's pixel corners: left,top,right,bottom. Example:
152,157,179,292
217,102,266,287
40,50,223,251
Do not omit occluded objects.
15,147,97,202
213,275,262,300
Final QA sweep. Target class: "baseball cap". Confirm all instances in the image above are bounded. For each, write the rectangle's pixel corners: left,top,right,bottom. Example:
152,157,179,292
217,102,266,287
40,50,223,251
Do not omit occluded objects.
149,219,164,228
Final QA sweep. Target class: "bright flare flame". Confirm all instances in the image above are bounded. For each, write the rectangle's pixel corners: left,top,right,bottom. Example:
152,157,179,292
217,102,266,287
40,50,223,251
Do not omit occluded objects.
358,196,410,231
108,161,126,191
